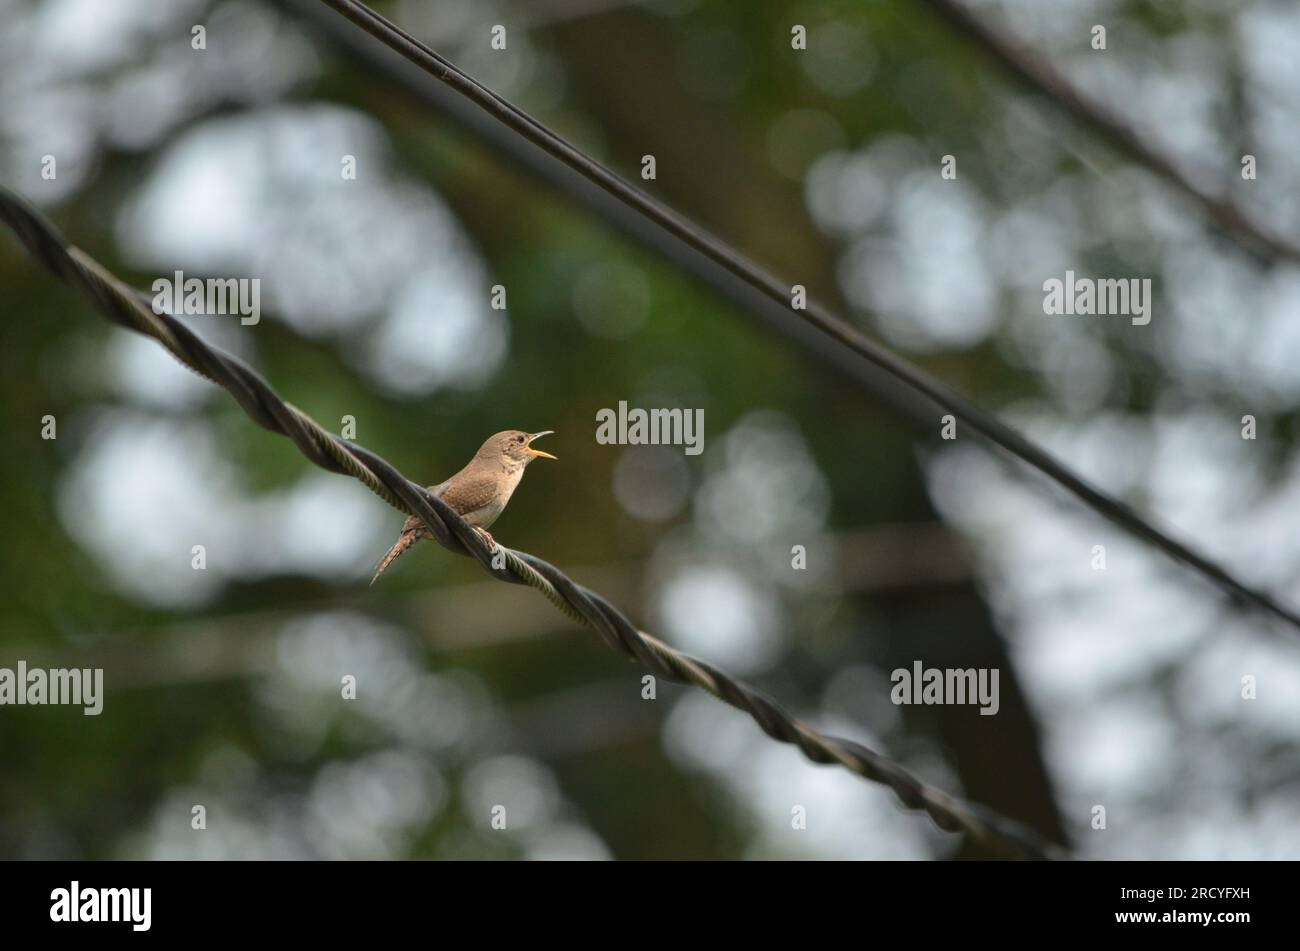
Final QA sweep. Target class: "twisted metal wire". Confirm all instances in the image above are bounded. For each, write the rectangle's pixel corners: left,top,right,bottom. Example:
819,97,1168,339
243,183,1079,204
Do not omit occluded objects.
1,186,1063,859
311,0,1300,636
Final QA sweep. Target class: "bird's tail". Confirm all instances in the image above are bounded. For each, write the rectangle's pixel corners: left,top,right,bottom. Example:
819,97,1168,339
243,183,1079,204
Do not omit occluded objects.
370,530,422,585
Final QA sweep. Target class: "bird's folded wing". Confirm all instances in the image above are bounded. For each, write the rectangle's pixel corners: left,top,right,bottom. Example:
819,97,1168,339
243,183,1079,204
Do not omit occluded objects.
438,473,503,520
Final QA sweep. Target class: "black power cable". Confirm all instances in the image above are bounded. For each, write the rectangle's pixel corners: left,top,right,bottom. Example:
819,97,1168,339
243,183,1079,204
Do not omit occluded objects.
308,0,1300,633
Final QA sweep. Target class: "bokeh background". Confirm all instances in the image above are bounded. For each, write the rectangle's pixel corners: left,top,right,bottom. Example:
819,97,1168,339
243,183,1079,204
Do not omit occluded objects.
3,0,1300,860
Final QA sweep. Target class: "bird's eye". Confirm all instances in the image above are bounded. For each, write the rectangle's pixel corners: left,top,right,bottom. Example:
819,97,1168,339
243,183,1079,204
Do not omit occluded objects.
517,435,525,443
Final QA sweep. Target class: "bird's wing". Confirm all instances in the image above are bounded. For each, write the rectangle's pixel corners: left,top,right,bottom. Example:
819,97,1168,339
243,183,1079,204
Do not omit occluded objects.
439,472,505,518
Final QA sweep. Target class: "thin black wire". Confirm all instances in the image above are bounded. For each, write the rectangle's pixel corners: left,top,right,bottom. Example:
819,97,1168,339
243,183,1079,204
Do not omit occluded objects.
274,0,947,426
312,0,1300,634
0,186,1063,859
917,0,1300,266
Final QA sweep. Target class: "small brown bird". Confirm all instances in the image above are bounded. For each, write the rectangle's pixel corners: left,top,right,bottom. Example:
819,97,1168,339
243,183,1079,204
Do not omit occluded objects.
370,430,556,584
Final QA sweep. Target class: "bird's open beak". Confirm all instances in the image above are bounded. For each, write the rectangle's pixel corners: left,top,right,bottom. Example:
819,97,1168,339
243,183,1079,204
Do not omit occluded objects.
526,431,557,460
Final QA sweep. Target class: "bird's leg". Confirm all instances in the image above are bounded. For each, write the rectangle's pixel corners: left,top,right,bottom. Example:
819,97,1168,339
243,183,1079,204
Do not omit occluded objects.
474,526,497,550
